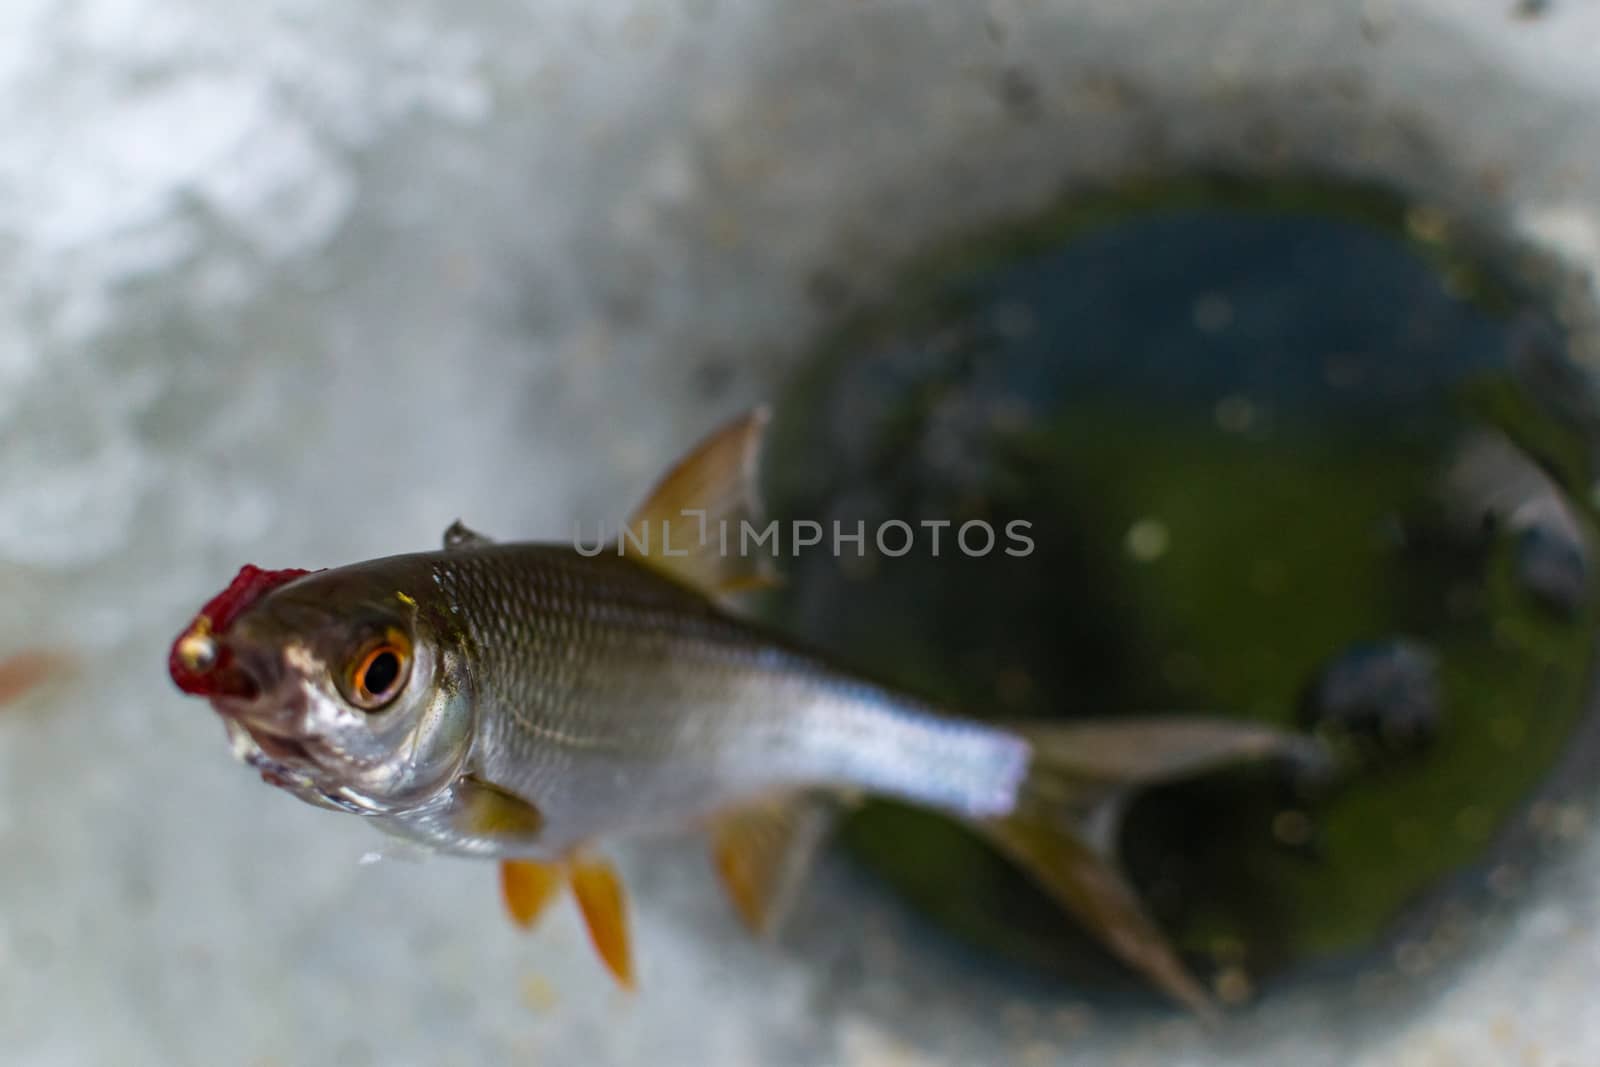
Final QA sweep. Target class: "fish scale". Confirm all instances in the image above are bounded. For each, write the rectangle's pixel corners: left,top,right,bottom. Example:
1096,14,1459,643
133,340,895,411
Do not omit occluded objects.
418,545,1031,843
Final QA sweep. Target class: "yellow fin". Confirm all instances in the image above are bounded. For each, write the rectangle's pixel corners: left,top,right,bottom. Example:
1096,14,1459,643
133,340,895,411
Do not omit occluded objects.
622,407,781,598
976,717,1323,1019
500,859,565,929
1015,717,1325,789
451,777,546,841
568,855,636,990
979,814,1218,1023
500,850,638,990
709,794,834,937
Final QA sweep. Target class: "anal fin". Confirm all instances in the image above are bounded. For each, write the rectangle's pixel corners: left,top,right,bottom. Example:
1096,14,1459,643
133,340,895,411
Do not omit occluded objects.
709,793,835,937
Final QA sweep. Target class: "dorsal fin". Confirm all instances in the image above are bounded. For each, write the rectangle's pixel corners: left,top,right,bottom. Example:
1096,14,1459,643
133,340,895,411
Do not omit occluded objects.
443,520,494,550
621,407,781,598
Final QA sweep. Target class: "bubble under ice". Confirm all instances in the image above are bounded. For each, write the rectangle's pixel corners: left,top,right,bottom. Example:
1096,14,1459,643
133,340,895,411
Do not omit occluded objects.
4,0,1600,1065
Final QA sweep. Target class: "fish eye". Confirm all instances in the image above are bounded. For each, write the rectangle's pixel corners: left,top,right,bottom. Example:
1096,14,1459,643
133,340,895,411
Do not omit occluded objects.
346,630,411,711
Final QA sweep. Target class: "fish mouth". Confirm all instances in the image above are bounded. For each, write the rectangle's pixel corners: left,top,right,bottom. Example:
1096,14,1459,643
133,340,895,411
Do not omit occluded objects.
246,726,314,766
225,718,316,775
222,719,371,813
203,648,312,755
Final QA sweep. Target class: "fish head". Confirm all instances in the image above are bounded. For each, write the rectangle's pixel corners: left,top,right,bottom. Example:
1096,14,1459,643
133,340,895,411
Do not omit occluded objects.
170,563,475,815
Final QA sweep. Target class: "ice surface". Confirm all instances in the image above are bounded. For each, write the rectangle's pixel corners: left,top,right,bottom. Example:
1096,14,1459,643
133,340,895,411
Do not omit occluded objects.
3,0,1600,1064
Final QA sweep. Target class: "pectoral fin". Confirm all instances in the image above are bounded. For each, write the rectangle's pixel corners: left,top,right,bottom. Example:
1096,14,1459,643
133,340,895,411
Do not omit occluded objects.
709,794,835,936
451,776,546,841
623,407,782,598
569,855,636,990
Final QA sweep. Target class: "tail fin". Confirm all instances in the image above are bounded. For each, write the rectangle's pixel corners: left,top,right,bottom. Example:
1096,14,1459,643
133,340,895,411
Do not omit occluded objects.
972,718,1325,1020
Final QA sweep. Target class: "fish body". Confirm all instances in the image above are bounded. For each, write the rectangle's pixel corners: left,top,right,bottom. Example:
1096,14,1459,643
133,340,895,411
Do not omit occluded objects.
423,543,1029,855
216,543,1028,859
170,408,1317,1013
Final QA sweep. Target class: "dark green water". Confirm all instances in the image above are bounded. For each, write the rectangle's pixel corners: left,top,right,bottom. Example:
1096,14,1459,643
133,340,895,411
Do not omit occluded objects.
762,179,1599,1007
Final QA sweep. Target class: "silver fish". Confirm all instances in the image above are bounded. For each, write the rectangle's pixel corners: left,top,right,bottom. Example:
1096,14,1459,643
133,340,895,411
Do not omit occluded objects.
170,408,1317,1010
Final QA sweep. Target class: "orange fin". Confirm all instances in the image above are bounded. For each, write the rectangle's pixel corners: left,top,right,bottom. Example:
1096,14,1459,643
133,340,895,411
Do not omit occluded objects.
568,855,636,990
622,407,782,599
501,860,565,929
709,794,834,936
